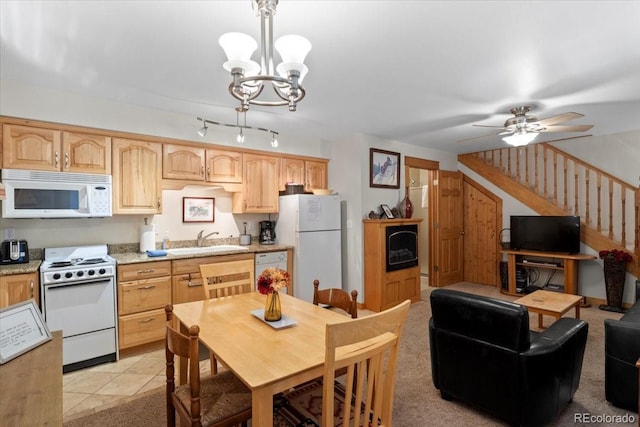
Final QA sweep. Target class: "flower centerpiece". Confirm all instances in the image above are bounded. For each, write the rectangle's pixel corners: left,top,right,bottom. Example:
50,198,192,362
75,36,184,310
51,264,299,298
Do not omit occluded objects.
598,249,633,312
257,267,290,321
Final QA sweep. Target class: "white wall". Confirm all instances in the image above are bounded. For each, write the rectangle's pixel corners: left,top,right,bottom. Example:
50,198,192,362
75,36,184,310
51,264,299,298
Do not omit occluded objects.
329,133,457,302
459,130,640,305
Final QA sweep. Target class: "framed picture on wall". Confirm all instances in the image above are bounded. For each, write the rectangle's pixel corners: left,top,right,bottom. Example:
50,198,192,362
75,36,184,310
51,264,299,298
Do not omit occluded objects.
370,148,400,189
182,197,215,222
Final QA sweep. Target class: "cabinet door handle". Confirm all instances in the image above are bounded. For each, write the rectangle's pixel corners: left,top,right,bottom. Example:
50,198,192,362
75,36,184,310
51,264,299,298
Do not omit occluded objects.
201,166,205,176
64,152,69,169
138,269,155,274
139,318,155,324
187,281,202,288
157,198,161,209
55,152,59,168
207,167,211,178
30,279,34,298
137,285,156,290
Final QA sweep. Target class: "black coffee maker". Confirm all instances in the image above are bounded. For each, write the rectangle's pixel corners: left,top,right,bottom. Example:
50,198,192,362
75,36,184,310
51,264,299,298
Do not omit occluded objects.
259,221,276,245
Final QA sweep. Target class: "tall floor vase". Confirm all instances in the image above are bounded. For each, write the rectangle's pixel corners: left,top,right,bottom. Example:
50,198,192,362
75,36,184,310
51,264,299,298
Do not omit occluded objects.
599,257,627,313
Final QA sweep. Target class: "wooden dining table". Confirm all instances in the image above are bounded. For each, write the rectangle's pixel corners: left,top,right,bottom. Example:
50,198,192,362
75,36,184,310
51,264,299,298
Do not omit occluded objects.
171,291,350,427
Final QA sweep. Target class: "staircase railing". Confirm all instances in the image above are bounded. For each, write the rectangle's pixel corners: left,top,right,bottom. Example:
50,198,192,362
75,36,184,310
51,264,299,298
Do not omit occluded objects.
459,143,639,273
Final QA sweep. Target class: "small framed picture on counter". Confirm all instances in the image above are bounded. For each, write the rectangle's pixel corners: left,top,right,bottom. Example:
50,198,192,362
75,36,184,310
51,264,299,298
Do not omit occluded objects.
183,197,215,222
381,204,394,219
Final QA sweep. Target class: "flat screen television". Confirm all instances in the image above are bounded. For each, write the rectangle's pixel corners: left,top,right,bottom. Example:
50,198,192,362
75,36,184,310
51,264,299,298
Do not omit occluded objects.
509,215,581,254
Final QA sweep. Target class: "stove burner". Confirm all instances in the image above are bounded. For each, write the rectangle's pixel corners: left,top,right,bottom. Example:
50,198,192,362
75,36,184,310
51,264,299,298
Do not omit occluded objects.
49,261,74,268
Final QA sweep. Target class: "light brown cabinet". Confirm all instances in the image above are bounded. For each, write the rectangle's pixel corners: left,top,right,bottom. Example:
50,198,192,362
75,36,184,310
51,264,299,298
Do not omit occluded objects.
280,157,328,192
162,144,205,180
172,253,254,304
2,124,111,174
233,153,280,213
363,219,421,312
0,272,39,309
162,145,242,185
112,138,162,214
206,149,243,183
117,261,172,349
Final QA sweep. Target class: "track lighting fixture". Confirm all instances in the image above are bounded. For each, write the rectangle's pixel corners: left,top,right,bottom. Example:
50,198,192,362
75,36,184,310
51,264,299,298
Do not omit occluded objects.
196,114,279,148
198,122,208,137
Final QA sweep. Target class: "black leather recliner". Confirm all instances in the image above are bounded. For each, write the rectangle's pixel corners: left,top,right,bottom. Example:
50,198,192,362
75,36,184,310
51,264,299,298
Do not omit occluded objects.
429,289,589,427
604,279,640,412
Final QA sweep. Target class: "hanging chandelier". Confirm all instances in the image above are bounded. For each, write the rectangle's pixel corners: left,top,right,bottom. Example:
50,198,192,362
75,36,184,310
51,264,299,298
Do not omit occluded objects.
219,0,311,112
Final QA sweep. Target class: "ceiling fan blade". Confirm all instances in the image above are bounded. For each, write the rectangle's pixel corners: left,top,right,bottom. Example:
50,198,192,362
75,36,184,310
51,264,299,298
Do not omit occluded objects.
472,124,506,129
536,112,584,126
539,124,594,133
457,132,501,143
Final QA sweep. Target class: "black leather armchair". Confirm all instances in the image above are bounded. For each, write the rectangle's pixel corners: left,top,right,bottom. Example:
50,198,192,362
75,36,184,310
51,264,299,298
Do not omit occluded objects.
429,289,589,427
604,279,640,411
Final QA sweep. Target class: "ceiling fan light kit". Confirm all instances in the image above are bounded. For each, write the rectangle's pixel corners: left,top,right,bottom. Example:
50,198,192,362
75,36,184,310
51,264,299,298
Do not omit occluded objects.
502,131,538,147
219,0,311,112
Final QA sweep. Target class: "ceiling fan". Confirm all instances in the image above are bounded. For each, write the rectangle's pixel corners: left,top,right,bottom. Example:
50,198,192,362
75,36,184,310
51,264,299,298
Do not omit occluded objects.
460,105,593,146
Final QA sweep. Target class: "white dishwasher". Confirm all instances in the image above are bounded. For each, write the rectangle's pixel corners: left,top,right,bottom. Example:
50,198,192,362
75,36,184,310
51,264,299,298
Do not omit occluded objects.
255,251,289,294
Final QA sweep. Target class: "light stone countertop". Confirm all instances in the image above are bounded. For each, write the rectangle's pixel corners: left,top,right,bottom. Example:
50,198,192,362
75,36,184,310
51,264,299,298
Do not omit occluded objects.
0,260,42,276
110,243,292,265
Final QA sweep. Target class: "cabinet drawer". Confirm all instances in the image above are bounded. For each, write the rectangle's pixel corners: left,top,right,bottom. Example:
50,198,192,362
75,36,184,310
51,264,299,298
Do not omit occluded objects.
172,274,205,305
117,261,171,281
171,254,254,275
118,276,171,315
118,309,166,349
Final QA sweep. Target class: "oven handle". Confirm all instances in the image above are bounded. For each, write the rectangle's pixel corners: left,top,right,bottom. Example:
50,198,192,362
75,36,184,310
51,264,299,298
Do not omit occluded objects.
44,278,114,291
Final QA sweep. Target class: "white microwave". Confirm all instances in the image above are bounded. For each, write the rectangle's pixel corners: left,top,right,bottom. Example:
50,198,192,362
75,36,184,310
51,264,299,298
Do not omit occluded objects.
1,169,112,218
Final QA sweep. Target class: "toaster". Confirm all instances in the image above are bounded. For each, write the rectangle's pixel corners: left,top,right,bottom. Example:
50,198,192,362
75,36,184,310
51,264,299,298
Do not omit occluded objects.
1,240,29,264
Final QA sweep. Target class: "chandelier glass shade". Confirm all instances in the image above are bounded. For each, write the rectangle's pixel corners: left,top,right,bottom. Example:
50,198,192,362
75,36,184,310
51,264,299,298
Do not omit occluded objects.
219,0,311,112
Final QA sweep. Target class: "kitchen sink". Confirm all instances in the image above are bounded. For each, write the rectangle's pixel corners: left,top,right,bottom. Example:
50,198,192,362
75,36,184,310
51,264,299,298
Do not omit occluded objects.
166,245,250,256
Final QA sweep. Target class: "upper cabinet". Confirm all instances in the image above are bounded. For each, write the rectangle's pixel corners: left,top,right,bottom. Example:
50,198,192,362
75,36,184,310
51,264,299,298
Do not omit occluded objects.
112,138,162,214
233,153,280,213
304,159,328,191
2,124,111,174
163,144,205,181
205,149,242,183
280,157,328,192
162,145,242,184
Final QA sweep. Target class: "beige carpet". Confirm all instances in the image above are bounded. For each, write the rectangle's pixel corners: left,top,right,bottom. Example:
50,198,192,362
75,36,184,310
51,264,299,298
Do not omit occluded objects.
64,282,634,426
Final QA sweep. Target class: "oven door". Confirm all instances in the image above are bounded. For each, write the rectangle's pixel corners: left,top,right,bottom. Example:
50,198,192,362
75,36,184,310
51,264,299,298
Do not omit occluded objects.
42,278,116,337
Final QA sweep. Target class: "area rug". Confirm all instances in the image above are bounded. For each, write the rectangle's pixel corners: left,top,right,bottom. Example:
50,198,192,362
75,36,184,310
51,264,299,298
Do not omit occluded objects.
65,379,353,427
274,379,366,427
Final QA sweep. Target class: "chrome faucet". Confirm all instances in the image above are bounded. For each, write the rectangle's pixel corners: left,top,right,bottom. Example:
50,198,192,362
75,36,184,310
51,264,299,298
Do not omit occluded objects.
196,230,219,247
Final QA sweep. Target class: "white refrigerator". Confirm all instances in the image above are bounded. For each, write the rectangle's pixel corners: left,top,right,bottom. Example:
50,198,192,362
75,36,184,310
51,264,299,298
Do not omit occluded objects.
276,194,342,303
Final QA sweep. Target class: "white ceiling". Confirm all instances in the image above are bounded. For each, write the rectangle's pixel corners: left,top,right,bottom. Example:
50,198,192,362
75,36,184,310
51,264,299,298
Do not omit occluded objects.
1,1,639,154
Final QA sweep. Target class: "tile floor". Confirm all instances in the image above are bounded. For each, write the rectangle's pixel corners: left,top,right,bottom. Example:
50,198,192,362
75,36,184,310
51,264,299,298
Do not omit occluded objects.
63,277,429,421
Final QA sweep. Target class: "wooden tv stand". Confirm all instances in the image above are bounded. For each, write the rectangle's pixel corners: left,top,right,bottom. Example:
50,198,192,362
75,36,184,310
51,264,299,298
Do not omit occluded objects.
501,249,596,296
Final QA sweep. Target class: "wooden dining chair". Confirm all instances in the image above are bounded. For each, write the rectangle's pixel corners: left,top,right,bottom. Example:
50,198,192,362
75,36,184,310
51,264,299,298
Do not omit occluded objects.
199,259,254,374
164,305,252,427
313,279,358,318
322,299,411,427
